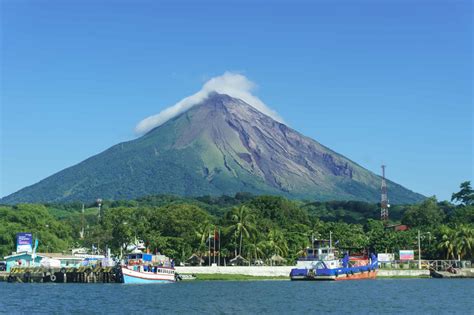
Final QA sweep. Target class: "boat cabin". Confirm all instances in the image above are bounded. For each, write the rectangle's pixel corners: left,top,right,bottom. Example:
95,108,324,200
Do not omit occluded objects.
305,240,337,260
125,253,173,268
296,240,340,269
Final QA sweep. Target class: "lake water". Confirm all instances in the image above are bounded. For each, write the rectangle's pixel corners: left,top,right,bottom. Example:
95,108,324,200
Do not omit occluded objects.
1,279,473,314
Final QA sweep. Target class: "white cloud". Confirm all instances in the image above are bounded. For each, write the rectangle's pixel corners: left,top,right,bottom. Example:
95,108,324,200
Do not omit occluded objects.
135,72,284,135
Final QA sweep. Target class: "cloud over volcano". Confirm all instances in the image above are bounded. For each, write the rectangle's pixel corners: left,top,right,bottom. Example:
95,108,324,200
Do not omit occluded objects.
135,72,283,135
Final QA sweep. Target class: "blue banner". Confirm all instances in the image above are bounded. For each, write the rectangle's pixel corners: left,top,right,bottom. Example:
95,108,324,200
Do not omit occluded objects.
16,232,33,253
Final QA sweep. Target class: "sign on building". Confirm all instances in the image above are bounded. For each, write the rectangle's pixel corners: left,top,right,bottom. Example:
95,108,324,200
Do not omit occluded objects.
16,233,33,253
377,253,395,262
399,250,414,261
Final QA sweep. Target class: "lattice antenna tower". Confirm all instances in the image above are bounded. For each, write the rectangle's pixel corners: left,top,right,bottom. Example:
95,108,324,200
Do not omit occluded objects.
381,165,390,222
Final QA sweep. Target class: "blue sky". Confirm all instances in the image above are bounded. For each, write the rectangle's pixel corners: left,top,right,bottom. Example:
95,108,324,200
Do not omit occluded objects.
1,0,472,201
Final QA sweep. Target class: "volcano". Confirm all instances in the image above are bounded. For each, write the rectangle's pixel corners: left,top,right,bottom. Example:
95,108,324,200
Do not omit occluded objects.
1,93,424,204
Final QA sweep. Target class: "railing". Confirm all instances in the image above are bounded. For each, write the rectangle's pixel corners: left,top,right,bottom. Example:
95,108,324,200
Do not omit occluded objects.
379,260,472,270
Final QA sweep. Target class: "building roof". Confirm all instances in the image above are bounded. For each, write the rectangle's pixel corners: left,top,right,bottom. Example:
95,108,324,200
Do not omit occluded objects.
229,255,249,263
270,254,286,262
4,252,83,260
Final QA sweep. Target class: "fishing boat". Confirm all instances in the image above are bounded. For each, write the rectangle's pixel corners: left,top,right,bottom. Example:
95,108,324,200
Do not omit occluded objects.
290,239,378,281
119,253,178,284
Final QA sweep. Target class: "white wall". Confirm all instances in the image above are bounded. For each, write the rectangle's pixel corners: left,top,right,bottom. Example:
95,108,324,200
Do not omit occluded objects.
176,266,293,277
175,266,430,277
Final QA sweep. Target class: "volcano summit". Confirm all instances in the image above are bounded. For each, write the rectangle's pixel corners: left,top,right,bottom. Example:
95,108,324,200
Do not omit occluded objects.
1,93,423,204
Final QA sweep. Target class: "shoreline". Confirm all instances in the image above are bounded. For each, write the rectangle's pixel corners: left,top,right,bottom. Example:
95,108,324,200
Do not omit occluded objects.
184,273,431,281
175,266,430,279
0,268,432,282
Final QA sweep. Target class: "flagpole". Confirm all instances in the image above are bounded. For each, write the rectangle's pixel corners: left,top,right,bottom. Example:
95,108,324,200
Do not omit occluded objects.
213,227,216,265
218,228,221,266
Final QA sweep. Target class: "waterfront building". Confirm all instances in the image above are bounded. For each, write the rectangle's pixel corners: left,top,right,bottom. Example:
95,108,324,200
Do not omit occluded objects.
4,252,83,272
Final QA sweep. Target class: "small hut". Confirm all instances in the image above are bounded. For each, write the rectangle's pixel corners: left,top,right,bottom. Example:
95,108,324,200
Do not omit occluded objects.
270,254,286,266
229,255,249,266
186,254,204,266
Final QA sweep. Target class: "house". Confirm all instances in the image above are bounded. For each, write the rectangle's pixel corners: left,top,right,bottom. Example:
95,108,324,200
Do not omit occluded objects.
4,252,84,272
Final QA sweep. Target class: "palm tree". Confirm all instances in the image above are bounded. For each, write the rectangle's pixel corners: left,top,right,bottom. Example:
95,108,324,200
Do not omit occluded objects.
266,228,289,257
195,221,211,264
245,236,265,263
454,225,474,260
230,205,255,256
437,226,456,259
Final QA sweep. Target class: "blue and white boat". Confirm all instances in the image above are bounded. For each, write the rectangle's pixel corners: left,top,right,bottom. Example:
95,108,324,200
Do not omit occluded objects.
290,240,378,281
120,253,177,284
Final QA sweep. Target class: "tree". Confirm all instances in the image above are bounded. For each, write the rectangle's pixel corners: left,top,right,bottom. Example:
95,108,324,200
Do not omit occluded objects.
450,206,474,224
437,226,456,259
195,221,211,264
453,225,474,260
101,207,135,253
451,181,474,206
265,228,289,257
245,235,265,263
402,197,444,228
230,205,255,256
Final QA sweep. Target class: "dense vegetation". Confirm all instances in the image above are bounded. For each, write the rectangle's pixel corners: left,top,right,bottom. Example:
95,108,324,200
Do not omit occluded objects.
1,182,472,264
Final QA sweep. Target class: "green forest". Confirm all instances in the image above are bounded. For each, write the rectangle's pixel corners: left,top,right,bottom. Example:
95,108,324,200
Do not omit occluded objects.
1,182,473,263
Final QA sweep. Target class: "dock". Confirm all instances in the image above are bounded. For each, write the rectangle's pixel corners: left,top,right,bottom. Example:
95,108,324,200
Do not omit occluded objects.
1,266,123,283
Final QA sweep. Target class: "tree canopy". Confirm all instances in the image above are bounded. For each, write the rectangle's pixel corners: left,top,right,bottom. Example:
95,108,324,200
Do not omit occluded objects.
1,182,473,262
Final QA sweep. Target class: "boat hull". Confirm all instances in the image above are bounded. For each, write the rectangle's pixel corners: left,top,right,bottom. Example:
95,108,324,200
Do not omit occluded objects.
121,267,176,284
290,269,377,281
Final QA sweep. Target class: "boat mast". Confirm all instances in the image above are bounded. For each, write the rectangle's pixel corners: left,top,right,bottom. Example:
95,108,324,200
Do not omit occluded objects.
329,231,332,250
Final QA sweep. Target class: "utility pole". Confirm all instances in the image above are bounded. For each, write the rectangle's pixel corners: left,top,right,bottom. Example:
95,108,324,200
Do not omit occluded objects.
418,230,422,270
96,198,103,220
381,165,390,223
80,204,85,239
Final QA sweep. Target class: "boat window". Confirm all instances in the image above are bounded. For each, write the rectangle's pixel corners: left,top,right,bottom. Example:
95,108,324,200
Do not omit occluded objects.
315,262,325,269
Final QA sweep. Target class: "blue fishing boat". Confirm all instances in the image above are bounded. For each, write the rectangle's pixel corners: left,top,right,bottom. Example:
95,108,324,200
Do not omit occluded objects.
290,240,378,281
120,253,177,284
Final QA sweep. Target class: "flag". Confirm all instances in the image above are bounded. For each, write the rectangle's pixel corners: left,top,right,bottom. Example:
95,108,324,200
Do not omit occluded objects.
214,228,219,241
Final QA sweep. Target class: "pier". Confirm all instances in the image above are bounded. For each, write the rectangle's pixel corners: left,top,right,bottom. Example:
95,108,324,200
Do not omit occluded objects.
1,266,123,283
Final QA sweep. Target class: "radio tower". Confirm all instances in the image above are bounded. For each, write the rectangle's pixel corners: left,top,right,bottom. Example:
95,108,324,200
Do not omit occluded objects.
380,165,390,224
380,165,389,223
